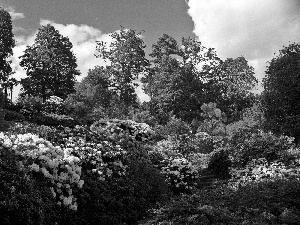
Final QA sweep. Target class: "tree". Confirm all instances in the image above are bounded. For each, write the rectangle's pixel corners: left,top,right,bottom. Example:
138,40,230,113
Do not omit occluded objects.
65,66,115,121
96,27,149,108
19,24,80,101
209,57,258,123
0,7,15,124
142,34,220,122
262,42,300,142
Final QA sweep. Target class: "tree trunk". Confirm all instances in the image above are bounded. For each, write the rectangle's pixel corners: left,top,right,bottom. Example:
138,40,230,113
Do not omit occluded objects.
0,87,5,126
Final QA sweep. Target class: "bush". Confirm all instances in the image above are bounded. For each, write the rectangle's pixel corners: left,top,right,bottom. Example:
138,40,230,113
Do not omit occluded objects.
228,130,295,166
74,159,170,225
154,116,191,140
4,109,24,121
0,146,58,225
140,179,300,225
41,95,65,115
207,148,231,179
36,113,78,128
16,95,43,121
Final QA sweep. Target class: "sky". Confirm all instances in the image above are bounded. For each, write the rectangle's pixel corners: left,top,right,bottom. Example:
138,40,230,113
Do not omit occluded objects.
2,0,300,102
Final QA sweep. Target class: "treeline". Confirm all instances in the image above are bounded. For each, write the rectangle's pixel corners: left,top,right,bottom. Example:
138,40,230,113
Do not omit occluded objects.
1,7,300,143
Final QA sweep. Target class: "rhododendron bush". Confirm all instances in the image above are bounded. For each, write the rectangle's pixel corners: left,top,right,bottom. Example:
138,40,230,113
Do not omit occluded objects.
0,132,84,210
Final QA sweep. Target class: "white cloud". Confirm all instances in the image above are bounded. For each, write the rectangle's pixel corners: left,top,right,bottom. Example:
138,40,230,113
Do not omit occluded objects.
6,6,25,20
187,0,300,89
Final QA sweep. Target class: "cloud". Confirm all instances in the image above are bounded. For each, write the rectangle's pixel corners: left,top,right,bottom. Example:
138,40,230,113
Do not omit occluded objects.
6,6,25,20
187,0,300,87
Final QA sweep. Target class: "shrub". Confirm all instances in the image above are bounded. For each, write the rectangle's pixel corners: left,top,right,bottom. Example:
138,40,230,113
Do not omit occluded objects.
0,146,58,225
228,130,295,166
74,159,169,225
207,147,231,178
3,109,24,121
16,95,43,121
140,179,300,225
41,95,65,115
36,113,78,128
154,116,191,140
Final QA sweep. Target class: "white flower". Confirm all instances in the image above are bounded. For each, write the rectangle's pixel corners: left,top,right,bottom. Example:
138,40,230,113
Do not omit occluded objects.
63,196,73,205
78,180,84,188
29,163,40,172
3,139,12,148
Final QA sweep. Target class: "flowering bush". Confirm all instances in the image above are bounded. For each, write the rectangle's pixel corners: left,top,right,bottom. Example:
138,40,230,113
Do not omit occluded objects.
0,132,84,211
36,112,78,128
0,145,59,225
150,139,202,194
160,157,199,194
228,130,295,166
41,95,65,115
90,119,154,142
229,158,300,188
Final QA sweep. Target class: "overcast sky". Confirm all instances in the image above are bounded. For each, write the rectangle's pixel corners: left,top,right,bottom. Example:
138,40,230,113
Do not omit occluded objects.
2,0,300,102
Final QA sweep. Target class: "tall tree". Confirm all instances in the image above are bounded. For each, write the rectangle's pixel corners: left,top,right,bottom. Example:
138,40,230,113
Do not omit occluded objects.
19,24,80,101
210,57,258,123
0,7,15,124
262,42,300,142
142,34,220,122
96,27,149,108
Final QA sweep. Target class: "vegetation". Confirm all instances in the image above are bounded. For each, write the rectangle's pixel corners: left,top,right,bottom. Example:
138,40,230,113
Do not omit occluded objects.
0,14,300,224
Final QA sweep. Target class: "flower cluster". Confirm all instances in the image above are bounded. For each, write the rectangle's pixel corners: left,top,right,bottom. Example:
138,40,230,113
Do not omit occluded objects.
229,158,300,189
0,132,84,210
42,95,65,115
90,119,154,142
160,157,199,194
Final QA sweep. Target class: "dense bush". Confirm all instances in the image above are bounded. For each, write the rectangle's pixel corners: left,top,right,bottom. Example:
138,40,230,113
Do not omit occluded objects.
0,146,58,225
228,130,295,166
141,178,300,224
207,147,231,179
41,96,66,115
1,120,171,225
4,109,24,121
73,159,169,225
36,113,78,128
16,95,43,121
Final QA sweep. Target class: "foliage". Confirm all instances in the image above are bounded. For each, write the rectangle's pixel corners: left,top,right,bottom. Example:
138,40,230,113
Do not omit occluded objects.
262,42,300,143
19,24,80,101
96,27,149,108
197,102,227,136
142,34,219,122
228,130,295,166
141,178,300,225
42,95,65,115
226,103,264,138
3,109,24,121
0,7,15,86
0,7,15,126
207,147,231,179
0,144,58,225
211,57,258,123
17,95,43,121
36,113,78,128
153,116,191,141
3,121,171,224
229,158,300,188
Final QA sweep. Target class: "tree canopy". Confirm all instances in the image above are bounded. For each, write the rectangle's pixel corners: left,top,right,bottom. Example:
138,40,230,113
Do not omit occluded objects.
96,27,149,108
262,42,300,142
19,24,80,101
